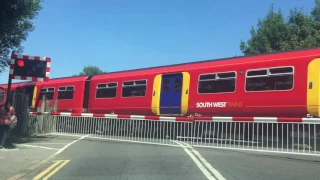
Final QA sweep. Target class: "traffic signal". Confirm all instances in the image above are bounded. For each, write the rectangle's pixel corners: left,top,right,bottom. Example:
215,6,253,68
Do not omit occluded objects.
17,60,24,67
9,54,51,81
13,59,47,78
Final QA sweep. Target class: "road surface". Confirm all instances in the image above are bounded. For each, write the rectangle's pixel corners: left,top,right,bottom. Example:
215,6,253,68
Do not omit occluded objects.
13,135,320,180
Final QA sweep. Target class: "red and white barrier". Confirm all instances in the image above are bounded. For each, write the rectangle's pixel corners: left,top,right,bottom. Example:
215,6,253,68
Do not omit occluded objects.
29,112,320,123
29,112,193,122
193,116,320,123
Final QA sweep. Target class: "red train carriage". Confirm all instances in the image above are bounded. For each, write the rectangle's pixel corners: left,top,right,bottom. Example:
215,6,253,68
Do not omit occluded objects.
1,47,320,118
34,76,88,113
0,76,88,113
0,82,36,106
88,48,320,118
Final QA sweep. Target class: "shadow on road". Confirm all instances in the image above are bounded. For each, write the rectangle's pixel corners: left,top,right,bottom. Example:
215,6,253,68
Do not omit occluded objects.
1,135,51,149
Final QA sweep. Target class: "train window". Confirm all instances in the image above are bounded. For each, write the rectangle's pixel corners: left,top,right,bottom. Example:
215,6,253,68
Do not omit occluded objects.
108,83,117,88
218,72,236,79
96,82,118,98
198,72,236,94
135,80,146,85
269,67,293,74
66,86,74,91
161,79,169,92
247,69,267,76
174,78,182,92
58,86,74,100
199,74,216,80
246,67,294,92
39,88,54,100
122,80,147,97
97,84,107,88
0,92,4,102
123,81,134,86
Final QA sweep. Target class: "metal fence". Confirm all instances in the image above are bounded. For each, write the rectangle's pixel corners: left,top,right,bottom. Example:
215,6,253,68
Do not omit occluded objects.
193,121,320,155
28,114,320,156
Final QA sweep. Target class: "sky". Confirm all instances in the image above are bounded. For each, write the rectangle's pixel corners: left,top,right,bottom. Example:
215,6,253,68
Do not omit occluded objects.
0,0,316,84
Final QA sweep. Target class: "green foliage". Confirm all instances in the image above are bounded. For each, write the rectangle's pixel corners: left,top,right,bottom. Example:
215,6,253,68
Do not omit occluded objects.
74,65,106,76
240,1,320,55
0,0,44,73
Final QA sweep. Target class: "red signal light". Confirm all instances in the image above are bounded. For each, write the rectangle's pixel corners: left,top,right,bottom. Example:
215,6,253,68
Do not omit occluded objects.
17,60,24,67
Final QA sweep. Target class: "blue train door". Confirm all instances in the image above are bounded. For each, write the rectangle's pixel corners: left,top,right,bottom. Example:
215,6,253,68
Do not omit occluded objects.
160,73,183,115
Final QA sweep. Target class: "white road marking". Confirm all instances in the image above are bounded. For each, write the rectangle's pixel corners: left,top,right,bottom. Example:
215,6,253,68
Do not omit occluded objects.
82,135,182,148
46,133,85,137
178,141,226,180
0,148,19,151
55,135,89,155
27,143,68,145
173,140,216,180
17,144,60,150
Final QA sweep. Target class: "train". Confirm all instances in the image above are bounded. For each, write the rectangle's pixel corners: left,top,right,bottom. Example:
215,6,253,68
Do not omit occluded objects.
1,47,320,118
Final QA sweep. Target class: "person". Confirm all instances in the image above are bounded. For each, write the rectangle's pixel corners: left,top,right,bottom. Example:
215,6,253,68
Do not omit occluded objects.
0,101,15,149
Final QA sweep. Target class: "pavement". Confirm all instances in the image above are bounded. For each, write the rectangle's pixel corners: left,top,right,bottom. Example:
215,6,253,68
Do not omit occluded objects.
1,134,320,180
0,135,80,180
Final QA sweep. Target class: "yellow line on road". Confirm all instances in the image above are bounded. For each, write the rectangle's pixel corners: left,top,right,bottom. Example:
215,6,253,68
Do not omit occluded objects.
42,160,70,180
32,160,70,180
33,160,63,180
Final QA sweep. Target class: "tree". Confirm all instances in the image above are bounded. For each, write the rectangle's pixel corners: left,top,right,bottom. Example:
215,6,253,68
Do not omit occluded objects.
0,0,43,73
74,65,106,76
240,1,320,55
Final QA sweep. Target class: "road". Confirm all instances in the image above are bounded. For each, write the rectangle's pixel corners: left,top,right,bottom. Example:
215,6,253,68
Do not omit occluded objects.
18,135,320,180
26,138,208,180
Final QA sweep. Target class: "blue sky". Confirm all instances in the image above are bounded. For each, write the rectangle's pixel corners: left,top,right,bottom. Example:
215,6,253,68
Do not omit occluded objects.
0,0,316,84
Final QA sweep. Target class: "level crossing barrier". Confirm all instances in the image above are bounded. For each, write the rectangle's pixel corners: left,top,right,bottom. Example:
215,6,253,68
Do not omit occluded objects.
28,112,320,156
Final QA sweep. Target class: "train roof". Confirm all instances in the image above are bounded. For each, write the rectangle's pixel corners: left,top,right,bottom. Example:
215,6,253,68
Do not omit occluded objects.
0,81,36,89
91,46,320,80
37,75,88,85
0,75,88,88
